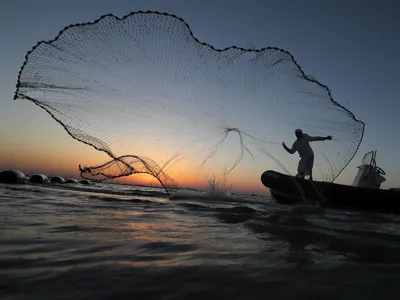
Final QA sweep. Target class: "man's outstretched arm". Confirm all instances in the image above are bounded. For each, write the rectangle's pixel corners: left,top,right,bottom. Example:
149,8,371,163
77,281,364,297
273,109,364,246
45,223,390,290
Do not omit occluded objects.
308,135,332,142
282,142,296,154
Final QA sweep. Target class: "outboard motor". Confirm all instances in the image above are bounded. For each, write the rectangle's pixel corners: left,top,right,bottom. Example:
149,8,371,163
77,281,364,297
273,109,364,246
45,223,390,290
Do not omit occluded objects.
352,150,386,189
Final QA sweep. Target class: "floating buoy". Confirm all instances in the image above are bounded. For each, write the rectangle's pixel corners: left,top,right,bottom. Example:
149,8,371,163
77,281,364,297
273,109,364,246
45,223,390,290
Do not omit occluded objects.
0,170,26,184
50,176,65,183
65,178,78,183
29,174,49,184
80,179,91,185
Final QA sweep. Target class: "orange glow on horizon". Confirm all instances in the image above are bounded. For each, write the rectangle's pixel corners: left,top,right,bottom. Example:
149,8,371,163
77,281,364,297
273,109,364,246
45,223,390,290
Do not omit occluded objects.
0,145,271,194
0,127,271,194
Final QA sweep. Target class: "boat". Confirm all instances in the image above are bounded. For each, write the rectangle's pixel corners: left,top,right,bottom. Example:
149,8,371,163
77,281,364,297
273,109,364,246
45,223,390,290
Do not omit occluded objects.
261,150,400,214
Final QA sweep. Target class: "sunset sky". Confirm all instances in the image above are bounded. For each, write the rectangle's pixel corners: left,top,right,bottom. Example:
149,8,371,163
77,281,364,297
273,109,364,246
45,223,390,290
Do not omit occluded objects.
0,0,399,194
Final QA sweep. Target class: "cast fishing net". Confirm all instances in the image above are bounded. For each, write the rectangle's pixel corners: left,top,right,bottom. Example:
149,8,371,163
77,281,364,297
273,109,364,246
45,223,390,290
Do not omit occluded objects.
14,11,365,194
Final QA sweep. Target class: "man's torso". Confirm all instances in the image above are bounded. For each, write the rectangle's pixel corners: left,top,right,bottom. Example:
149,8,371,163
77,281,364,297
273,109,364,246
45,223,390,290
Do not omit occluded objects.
293,134,314,157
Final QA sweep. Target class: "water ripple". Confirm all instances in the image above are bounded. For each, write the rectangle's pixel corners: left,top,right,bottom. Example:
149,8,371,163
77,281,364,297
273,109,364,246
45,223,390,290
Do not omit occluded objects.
1,183,400,299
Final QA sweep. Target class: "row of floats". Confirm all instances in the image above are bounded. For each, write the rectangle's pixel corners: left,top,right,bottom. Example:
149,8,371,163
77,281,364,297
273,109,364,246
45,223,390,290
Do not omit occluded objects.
0,169,92,185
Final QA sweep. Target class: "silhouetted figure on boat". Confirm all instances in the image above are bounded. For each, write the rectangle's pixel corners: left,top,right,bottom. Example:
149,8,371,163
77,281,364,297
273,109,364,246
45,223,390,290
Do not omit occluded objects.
282,129,332,180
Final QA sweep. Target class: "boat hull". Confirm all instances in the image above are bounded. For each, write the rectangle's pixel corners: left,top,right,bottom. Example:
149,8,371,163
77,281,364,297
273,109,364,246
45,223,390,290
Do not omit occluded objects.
261,170,400,214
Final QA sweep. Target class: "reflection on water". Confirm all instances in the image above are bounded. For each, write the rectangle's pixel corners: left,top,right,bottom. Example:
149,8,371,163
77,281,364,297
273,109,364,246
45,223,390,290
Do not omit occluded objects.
1,183,400,299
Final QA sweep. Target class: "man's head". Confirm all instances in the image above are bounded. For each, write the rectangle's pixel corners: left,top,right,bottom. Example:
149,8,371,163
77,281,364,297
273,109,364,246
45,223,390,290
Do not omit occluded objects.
295,129,303,139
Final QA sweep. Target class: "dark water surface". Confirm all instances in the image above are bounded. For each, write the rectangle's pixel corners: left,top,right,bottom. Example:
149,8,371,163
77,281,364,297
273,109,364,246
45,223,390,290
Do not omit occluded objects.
1,183,400,299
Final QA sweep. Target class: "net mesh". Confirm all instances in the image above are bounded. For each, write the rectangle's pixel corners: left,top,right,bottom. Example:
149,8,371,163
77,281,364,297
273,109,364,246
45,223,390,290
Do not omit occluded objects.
14,11,365,194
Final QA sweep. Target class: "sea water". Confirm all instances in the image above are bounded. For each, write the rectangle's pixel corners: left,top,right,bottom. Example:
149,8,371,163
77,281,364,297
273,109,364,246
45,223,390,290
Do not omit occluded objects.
1,182,400,300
